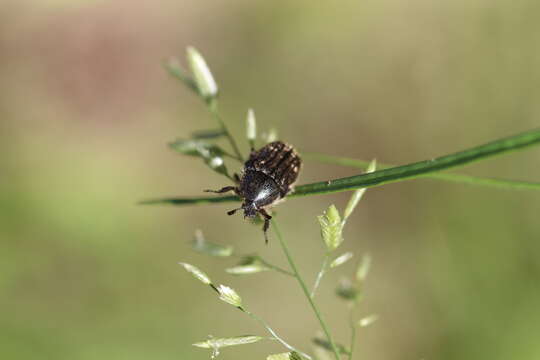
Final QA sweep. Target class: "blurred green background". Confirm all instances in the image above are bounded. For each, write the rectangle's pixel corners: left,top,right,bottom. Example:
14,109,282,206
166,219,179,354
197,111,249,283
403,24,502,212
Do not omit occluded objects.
2,0,540,359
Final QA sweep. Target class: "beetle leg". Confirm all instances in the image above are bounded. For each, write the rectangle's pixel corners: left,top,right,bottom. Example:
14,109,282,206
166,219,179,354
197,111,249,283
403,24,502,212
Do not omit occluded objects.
233,173,241,184
204,186,237,194
259,209,272,245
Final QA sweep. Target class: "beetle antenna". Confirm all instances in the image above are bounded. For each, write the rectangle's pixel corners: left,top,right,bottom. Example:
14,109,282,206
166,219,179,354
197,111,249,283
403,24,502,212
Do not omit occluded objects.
204,186,237,194
227,208,241,216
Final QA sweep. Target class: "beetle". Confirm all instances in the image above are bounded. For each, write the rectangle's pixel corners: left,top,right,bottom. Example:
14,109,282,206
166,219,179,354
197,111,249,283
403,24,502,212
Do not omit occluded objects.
204,141,302,243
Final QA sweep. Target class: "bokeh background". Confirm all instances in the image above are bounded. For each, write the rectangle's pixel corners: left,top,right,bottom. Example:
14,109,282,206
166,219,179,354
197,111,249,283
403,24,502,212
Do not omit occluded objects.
2,0,540,359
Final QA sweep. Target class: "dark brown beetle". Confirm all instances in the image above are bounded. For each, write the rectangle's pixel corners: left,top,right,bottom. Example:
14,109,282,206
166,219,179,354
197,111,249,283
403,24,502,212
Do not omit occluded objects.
205,141,302,243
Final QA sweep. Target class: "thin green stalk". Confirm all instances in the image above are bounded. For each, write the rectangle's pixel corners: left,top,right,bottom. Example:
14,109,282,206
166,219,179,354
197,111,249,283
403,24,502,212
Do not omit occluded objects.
347,304,356,360
311,254,331,299
271,220,342,360
222,150,243,162
257,258,295,277
140,128,540,206
242,307,312,360
304,153,540,190
228,253,295,276
208,99,244,162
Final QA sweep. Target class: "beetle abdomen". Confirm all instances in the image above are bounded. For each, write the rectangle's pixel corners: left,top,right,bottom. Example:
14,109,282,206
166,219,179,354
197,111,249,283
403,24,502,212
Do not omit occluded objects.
245,141,301,196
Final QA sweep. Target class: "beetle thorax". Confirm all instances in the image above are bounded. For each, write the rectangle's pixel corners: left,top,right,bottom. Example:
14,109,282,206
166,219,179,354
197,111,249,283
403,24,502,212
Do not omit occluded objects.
240,170,281,211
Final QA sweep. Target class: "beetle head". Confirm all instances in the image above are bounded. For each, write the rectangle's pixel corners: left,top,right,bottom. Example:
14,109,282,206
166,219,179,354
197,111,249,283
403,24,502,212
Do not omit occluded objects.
242,201,258,218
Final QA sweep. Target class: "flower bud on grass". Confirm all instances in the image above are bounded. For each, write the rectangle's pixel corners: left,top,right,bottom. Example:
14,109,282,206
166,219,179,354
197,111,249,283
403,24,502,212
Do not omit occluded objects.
191,229,233,257
358,314,379,327
356,254,372,283
193,335,263,359
169,139,230,178
178,262,212,285
216,284,243,308
262,128,278,143
246,108,257,147
330,252,354,268
318,204,344,251
186,46,218,100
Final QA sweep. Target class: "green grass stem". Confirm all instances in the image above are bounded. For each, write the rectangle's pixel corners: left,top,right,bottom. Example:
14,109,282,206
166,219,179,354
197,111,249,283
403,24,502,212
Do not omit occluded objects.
271,220,342,360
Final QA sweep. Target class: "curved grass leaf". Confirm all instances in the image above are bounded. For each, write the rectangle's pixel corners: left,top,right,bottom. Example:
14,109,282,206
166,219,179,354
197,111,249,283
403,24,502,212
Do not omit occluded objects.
193,335,263,349
312,337,351,355
141,128,540,205
343,160,376,221
169,139,229,178
192,229,233,257
178,262,212,285
267,352,304,360
191,128,227,139
335,278,358,301
164,57,198,94
226,256,270,275
169,138,225,157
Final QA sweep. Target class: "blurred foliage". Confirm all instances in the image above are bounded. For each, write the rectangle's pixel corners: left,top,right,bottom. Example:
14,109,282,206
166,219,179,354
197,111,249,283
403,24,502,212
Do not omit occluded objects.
1,1,540,360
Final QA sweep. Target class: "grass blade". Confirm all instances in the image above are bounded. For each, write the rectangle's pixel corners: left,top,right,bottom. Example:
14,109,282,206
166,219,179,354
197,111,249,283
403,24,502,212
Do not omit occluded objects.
139,195,238,205
191,229,233,257
140,128,540,206
292,128,540,197
163,57,199,94
305,153,540,190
